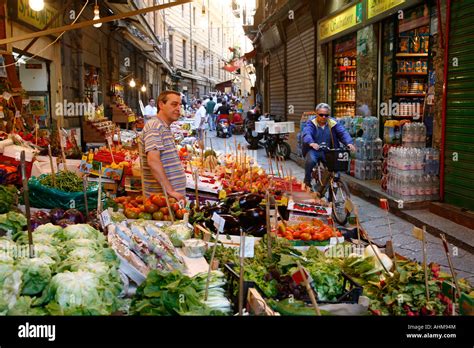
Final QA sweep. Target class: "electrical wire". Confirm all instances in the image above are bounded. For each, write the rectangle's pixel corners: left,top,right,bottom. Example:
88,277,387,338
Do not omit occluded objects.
0,0,89,69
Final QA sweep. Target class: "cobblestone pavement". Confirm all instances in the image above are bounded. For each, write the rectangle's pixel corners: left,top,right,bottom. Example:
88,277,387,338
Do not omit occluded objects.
207,132,474,283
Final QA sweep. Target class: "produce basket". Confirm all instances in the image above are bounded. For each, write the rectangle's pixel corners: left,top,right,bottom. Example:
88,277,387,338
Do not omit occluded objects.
28,175,100,212
223,263,264,311
317,272,363,304
325,149,350,172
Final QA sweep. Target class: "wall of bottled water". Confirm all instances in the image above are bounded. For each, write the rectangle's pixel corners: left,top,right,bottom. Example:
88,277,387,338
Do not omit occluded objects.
352,117,383,180
386,147,440,201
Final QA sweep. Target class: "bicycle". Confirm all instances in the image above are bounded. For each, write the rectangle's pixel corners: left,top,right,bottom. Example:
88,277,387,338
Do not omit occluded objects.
309,143,352,225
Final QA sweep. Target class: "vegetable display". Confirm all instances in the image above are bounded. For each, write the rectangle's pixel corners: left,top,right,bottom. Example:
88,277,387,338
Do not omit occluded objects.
39,171,85,192
0,185,17,214
1,223,123,316
130,270,231,316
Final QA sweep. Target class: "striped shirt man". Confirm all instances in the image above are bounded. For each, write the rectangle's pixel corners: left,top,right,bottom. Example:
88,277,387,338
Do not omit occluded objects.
140,117,186,198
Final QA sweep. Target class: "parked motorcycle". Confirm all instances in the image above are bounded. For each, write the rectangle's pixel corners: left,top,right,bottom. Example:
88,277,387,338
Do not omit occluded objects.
262,128,291,160
244,109,263,149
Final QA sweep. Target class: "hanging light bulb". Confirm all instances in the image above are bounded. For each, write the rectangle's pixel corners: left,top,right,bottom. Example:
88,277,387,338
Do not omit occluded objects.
201,0,206,15
129,78,136,88
29,0,44,11
141,85,146,92
93,3,102,28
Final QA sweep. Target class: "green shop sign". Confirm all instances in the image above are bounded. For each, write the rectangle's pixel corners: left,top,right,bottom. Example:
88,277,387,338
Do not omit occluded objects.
16,0,60,30
319,3,363,41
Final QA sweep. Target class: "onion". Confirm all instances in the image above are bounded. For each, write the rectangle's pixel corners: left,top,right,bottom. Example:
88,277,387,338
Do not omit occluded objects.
50,208,65,224
63,209,85,224
364,245,381,258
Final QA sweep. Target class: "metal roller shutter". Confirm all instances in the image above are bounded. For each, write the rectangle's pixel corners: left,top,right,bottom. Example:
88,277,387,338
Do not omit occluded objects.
269,45,286,118
444,0,474,210
286,15,315,123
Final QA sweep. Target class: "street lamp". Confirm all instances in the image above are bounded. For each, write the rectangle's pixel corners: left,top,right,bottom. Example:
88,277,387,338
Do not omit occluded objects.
129,78,136,88
140,85,146,93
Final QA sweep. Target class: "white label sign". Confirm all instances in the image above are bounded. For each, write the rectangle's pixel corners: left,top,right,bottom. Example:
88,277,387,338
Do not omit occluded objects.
239,236,255,258
212,212,226,233
100,210,112,228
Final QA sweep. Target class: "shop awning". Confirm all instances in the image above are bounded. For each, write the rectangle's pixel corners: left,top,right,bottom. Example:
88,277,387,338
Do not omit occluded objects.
178,70,207,82
106,0,174,73
215,79,233,92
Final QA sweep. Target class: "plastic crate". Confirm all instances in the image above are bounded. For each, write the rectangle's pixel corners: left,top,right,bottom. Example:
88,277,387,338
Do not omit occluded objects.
224,263,264,311
255,120,274,133
325,149,350,172
268,122,295,134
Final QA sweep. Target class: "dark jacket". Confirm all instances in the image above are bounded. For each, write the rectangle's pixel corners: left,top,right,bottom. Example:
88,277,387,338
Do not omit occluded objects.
302,117,353,157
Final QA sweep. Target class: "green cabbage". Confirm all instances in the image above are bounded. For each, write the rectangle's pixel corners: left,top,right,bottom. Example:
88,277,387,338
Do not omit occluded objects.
0,263,22,315
17,257,52,296
55,224,105,242
16,232,55,246
7,296,47,316
34,223,63,235
34,271,123,315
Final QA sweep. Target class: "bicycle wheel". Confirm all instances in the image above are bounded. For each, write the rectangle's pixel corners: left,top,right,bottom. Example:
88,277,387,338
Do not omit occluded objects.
329,179,351,226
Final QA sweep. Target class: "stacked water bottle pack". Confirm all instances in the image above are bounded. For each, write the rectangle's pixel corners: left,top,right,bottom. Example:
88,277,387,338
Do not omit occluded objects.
402,123,427,148
386,147,440,201
353,117,383,180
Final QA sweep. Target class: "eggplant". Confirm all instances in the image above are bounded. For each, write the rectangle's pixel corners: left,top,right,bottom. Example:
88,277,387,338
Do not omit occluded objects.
237,207,266,228
238,193,263,210
245,224,267,237
218,214,240,229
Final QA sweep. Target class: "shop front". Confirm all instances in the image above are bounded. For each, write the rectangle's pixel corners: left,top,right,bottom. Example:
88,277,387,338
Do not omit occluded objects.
316,0,443,206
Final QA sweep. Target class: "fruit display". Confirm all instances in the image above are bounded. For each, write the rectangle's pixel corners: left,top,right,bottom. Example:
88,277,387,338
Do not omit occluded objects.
275,221,342,242
114,194,187,221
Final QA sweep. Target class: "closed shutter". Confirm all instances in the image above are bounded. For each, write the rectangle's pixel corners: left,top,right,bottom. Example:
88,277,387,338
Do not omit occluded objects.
269,45,286,118
444,0,474,210
286,16,315,123
286,10,315,156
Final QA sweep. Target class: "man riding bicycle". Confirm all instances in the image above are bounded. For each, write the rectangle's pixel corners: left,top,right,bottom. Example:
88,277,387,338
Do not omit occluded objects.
302,103,356,187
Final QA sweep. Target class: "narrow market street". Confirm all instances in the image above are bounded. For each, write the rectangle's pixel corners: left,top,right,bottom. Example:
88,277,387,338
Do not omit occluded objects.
207,132,474,283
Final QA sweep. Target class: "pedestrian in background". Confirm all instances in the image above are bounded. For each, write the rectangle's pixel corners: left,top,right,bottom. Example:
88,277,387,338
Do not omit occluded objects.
206,96,217,131
143,98,157,123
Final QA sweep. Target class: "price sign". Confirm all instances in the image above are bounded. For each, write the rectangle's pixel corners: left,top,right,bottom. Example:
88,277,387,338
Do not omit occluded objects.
212,212,226,232
100,210,112,228
2,91,12,100
106,136,113,147
15,111,21,118
239,236,255,258
379,198,389,211
291,267,313,285
412,226,424,241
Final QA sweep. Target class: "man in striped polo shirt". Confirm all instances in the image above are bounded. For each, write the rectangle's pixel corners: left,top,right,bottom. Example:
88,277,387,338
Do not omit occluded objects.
141,90,186,202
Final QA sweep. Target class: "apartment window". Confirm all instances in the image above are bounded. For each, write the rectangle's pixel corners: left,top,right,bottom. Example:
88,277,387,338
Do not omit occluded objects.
194,45,197,70
169,35,173,64
193,7,196,25
210,22,213,38
181,4,184,17
217,27,220,42
182,40,187,69
203,50,206,74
